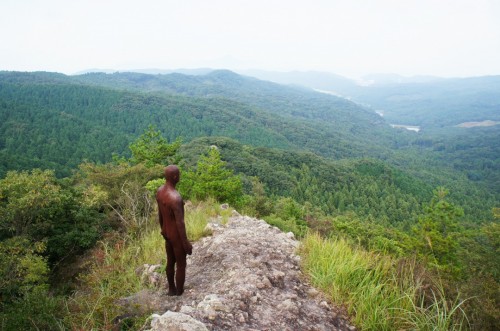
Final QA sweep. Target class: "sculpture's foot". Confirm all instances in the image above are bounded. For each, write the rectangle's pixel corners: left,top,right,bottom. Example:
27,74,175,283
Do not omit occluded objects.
176,288,184,296
167,288,177,296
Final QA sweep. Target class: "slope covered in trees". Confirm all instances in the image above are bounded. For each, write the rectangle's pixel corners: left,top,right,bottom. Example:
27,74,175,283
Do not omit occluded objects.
0,70,401,178
228,70,500,198
241,70,500,128
1,128,498,329
0,70,498,329
0,70,497,221
346,75,500,128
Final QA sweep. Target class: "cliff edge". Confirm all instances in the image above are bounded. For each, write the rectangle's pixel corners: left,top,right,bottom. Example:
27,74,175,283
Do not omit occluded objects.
123,212,355,331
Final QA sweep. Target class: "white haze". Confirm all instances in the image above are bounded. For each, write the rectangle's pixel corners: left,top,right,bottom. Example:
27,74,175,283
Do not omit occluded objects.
1,0,499,78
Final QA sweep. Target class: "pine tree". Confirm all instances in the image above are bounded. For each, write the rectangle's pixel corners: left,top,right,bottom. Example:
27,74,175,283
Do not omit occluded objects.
413,187,464,275
188,147,243,206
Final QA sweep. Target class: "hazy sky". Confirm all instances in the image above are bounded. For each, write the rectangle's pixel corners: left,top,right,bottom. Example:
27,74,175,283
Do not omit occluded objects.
1,0,499,78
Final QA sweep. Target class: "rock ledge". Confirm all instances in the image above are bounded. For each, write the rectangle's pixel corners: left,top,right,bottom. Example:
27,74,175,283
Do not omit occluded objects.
132,215,354,330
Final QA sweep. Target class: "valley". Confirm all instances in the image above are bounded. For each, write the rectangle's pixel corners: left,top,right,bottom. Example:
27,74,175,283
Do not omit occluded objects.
0,69,498,330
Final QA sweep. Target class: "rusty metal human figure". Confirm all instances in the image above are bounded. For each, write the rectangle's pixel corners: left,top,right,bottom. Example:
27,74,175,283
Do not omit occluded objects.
156,165,192,296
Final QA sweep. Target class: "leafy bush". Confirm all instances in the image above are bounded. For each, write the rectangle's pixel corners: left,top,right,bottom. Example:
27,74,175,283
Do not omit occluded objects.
263,215,307,238
0,237,49,301
0,288,67,331
129,125,181,167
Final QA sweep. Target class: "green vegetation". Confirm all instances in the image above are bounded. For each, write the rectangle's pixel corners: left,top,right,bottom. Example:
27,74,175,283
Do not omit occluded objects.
0,168,104,284
0,129,234,329
344,76,500,128
180,147,243,206
65,200,217,330
300,233,468,330
0,70,498,329
129,124,182,167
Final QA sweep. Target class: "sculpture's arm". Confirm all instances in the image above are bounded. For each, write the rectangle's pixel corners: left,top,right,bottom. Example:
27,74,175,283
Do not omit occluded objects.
158,206,163,229
173,196,192,254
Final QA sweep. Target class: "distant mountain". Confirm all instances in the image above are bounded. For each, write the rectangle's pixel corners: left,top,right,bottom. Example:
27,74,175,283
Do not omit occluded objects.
234,70,500,129
360,73,443,86
0,70,397,177
347,75,500,128
73,68,118,75
0,70,497,221
128,68,215,76
73,70,393,150
237,69,358,96
74,68,215,76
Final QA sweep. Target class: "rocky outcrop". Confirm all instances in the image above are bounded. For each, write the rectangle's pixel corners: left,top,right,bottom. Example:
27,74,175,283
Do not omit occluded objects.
149,311,208,331
129,213,355,330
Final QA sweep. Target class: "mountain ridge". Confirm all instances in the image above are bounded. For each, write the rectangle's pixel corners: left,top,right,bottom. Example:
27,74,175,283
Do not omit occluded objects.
0,70,397,177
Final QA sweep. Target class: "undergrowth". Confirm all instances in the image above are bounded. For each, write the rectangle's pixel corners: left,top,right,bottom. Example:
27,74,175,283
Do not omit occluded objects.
299,232,469,330
64,200,218,330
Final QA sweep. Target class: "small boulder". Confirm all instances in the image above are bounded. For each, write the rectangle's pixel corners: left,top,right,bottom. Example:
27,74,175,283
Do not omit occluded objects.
148,311,208,331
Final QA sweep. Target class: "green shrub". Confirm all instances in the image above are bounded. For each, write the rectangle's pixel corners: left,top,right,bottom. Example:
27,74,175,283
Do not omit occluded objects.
0,288,67,331
180,147,243,206
264,215,307,238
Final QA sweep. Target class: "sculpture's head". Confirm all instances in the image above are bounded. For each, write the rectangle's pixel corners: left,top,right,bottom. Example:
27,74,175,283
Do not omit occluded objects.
165,165,180,185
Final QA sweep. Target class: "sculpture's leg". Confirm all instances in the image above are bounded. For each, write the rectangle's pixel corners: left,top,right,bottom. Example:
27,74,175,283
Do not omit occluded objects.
165,240,177,296
175,253,187,295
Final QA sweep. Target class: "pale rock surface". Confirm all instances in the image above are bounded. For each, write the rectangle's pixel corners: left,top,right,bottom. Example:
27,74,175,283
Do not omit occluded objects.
131,214,355,330
149,311,208,331
136,264,164,288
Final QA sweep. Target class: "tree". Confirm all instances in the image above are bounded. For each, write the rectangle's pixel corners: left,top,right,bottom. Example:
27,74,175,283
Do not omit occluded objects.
247,177,272,218
412,187,464,275
0,237,49,301
185,147,242,206
129,125,181,167
0,169,103,263
0,169,62,239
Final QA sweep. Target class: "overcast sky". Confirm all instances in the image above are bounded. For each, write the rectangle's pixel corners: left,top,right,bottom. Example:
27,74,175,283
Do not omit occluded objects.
1,0,499,78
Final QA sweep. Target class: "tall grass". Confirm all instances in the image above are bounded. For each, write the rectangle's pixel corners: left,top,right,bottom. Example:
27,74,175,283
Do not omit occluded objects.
185,198,219,241
65,200,217,330
397,289,469,331
300,232,469,330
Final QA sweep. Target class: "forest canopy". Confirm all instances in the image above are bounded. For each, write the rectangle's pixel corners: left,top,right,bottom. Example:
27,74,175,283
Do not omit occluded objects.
0,70,498,329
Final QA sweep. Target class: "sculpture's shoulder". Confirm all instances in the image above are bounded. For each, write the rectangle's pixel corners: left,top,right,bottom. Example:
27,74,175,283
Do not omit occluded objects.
156,184,167,200
157,186,182,206
169,189,183,204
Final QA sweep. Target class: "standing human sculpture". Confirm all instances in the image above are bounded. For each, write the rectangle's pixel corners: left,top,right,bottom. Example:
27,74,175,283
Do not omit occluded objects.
156,165,192,296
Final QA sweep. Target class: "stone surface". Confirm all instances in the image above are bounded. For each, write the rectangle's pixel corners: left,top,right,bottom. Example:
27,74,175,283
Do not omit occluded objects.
127,215,355,330
136,264,164,288
148,311,208,331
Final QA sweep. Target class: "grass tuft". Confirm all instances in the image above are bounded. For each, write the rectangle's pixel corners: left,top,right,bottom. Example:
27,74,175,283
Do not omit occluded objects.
300,232,469,330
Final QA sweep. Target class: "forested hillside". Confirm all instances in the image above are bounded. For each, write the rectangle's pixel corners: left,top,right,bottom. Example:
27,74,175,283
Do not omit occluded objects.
75,70,398,156
243,70,500,128
1,70,499,329
0,71,400,178
347,75,500,128
230,69,500,218
1,70,497,220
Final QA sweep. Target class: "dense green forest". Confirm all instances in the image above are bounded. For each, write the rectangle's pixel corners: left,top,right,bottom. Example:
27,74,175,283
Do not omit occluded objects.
0,70,499,329
242,70,500,128
0,70,399,177
346,76,500,128
1,71,497,220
